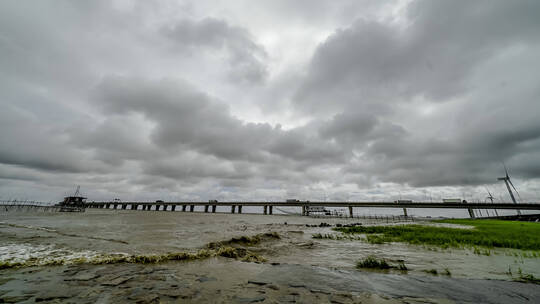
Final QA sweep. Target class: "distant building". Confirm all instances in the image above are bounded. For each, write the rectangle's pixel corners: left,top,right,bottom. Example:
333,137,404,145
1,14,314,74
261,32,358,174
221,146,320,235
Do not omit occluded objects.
58,196,87,212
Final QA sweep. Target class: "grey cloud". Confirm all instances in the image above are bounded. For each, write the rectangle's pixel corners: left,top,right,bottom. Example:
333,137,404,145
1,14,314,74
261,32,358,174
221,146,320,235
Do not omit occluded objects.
163,17,268,84
0,106,94,173
1,0,540,202
295,0,540,114
92,76,344,165
354,118,540,187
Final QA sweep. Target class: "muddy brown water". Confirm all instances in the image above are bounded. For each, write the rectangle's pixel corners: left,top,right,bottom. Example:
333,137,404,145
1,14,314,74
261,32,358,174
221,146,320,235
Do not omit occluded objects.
1,210,539,303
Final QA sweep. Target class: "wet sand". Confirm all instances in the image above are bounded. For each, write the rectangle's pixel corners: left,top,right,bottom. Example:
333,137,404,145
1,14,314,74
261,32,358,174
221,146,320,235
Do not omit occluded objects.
1,210,539,303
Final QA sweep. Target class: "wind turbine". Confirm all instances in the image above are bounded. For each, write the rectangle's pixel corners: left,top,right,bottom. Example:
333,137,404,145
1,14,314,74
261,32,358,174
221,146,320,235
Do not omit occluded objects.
497,164,521,215
485,187,498,216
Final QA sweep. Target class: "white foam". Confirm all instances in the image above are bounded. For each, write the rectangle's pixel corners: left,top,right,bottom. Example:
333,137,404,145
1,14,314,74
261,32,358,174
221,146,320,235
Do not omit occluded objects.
0,242,102,264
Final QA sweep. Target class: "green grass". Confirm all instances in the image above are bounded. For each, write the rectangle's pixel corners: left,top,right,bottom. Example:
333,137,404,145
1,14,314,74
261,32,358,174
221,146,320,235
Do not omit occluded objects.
517,272,540,284
423,269,438,275
334,219,540,251
356,256,391,269
356,256,409,271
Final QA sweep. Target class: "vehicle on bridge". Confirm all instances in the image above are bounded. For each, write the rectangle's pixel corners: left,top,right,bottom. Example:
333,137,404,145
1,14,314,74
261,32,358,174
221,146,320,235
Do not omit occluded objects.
394,200,413,204
443,199,466,203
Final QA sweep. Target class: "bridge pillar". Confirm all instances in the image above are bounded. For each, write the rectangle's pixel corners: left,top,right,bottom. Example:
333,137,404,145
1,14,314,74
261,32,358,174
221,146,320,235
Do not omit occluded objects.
301,206,306,216
122,204,127,210
204,205,209,213
349,206,353,218
172,205,176,211
106,204,110,209
403,208,408,217
238,205,242,214
231,205,236,213
269,206,273,215
212,205,216,213
264,205,268,215
181,205,185,212
132,204,137,210
468,208,475,219
190,205,194,212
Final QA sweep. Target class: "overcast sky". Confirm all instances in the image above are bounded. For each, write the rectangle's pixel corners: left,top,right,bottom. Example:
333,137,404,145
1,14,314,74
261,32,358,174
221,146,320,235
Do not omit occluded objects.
1,0,540,203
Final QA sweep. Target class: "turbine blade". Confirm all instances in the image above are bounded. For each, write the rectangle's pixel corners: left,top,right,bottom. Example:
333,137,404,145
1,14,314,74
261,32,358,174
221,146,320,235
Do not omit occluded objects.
509,179,523,201
509,178,517,192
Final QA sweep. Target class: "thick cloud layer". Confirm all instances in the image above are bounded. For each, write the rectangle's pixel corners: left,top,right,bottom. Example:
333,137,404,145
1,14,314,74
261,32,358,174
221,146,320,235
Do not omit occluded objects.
1,0,539,203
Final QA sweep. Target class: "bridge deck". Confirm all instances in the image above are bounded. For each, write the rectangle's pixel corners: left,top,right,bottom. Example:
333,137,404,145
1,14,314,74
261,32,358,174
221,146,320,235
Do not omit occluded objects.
86,201,540,210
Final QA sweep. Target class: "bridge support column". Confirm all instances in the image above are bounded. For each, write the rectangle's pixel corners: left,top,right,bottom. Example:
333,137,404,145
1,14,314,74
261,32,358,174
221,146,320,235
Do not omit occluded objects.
114,204,119,209
190,205,194,212
172,205,176,211
204,205,209,213
264,205,268,215
238,205,242,214
349,206,353,218
468,208,475,218
132,204,137,210
212,205,216,213
231,205,236,213
182,205,186,212
301,206,306,216
403,208,408,217
269,206,273,215
122,204,127,210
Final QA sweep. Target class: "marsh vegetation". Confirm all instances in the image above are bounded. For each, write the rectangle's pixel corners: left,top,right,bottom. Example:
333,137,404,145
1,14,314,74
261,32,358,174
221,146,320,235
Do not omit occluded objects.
356,255,408,271
335,219,540,251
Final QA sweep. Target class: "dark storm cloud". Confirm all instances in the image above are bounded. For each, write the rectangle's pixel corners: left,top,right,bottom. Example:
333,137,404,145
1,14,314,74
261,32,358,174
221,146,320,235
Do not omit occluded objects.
163,17,268,84
295,0,540,114
289,0,540,188
91,76,344,166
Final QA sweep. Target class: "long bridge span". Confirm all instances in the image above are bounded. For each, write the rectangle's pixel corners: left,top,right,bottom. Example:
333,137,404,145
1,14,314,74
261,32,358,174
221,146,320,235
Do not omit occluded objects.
86,201,540,218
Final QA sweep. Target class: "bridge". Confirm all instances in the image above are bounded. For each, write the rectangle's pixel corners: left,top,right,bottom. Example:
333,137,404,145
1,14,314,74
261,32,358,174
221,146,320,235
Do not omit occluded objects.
85,201,540,218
